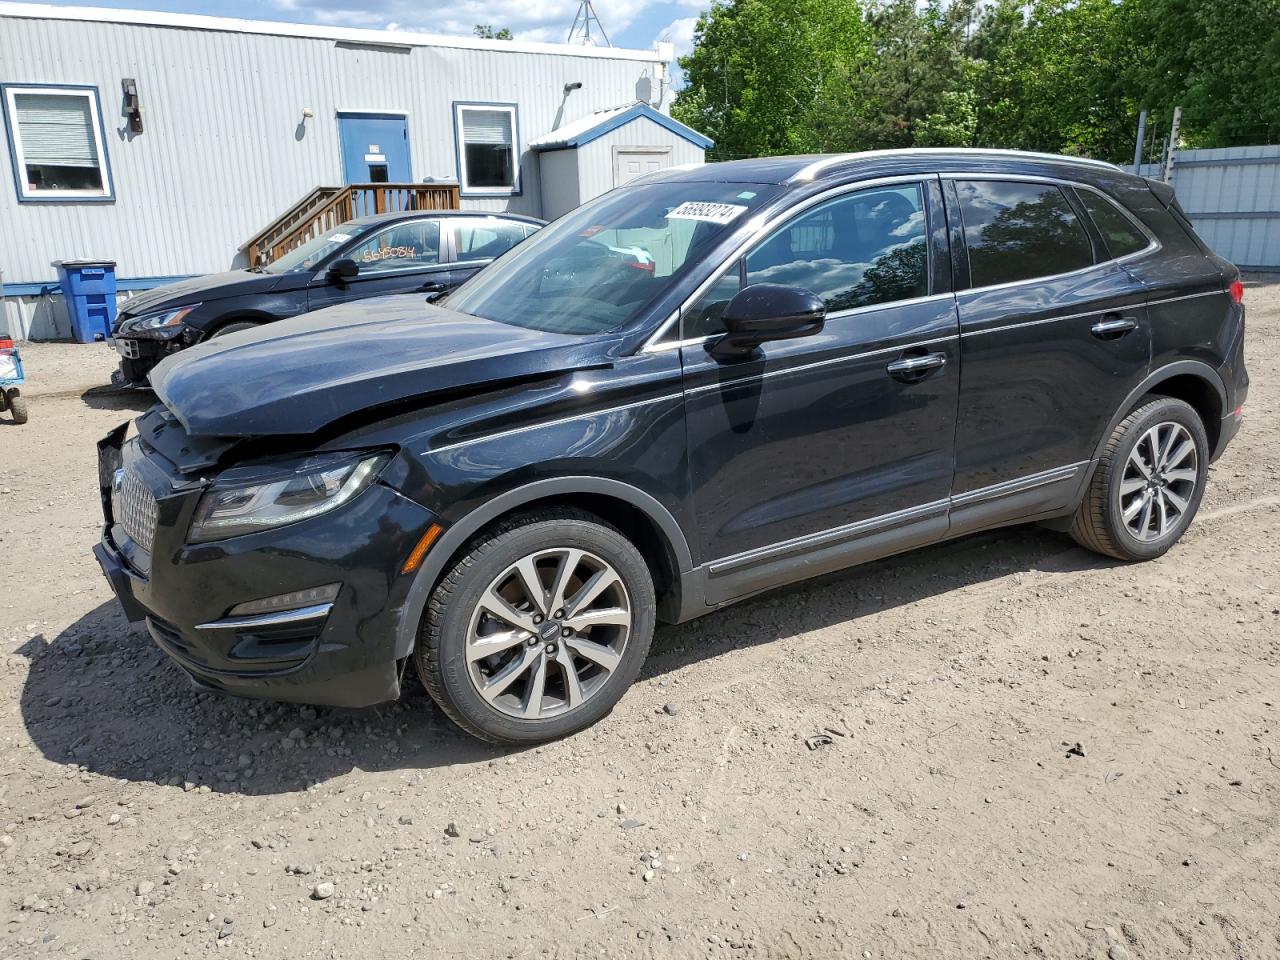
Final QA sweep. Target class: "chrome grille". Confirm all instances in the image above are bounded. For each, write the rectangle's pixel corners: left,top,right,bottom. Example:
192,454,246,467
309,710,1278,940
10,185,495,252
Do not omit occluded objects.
116,468,158,552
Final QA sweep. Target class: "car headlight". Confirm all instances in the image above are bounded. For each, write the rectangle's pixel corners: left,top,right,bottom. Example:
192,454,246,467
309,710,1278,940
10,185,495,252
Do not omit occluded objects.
121,304,201,339
189,451,389,543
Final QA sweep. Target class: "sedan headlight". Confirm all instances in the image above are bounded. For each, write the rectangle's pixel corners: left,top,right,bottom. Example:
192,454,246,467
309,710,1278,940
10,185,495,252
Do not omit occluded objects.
189,451,389,543
120,304,201,339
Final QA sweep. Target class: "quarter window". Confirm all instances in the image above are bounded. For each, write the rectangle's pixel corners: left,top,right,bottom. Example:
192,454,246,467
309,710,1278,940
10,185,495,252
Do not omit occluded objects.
683,183,930,340
345,220,441,272
955,180,1094,287
2,85,112,201
455,104,518,195
1078,190,1151,259
452,219,529,262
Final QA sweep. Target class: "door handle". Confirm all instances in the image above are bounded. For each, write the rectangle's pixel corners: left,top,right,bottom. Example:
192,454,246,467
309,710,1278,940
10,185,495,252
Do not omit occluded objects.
1091,315,1138,339
886,352,947,382
419,281,446,293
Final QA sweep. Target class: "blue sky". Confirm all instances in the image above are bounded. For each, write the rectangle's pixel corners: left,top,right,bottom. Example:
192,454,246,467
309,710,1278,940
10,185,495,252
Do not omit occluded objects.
41,0,705,64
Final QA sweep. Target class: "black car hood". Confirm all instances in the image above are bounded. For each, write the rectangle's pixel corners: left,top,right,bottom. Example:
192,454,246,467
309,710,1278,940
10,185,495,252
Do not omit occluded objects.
120,270,284,316
149,295,620,438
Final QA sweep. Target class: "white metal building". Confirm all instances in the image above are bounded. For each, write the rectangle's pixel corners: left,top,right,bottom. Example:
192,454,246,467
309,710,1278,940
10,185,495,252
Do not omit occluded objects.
0,2,711,339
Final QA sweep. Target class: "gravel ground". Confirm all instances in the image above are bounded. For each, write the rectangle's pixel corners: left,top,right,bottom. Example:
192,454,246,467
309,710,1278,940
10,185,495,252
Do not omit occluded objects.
1,283,1277,959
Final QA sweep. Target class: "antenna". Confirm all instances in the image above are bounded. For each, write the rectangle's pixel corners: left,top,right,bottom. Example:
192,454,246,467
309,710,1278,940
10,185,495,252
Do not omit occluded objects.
567,1,610,46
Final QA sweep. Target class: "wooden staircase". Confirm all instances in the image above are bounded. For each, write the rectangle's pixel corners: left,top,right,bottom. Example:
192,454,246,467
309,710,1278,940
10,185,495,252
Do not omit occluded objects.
244,182,461,267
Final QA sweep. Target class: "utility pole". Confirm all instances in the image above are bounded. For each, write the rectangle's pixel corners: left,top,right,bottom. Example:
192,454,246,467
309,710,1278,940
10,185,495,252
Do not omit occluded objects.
1162,106,1182,183
567,1,610,46
1133,110,1147,170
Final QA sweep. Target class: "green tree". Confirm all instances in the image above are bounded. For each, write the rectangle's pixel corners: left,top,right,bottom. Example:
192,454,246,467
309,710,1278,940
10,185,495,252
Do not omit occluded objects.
672,0,872,159
473,24,513,40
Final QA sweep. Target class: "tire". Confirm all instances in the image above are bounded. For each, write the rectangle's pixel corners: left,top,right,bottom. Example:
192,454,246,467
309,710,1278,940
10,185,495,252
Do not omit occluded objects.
6,390,27,424
1070,396,1208,561
414,508,656,745
209,320,258,339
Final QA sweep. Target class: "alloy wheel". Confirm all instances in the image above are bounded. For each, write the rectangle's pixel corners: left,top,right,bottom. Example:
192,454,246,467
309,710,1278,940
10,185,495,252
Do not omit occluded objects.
1118,420,1199,543
464,548,632,720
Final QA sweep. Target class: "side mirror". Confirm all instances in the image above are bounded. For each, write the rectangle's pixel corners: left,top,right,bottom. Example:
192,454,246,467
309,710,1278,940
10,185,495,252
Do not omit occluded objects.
710,283,826,358
327,258,359,284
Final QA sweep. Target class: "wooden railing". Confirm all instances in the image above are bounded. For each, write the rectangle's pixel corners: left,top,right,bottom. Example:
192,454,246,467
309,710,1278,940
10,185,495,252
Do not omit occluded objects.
244,183,461,268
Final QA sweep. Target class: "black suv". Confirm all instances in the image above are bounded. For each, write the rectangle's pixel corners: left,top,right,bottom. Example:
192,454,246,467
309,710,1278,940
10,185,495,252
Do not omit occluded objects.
109,210,543,386
94,150,1248,745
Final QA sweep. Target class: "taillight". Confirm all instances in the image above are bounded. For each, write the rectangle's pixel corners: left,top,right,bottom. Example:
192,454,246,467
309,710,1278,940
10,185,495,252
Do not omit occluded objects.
1228,279,1245,305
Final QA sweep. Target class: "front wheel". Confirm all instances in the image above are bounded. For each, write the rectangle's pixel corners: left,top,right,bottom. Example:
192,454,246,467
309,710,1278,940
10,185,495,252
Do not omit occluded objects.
414,508,656,744
1071,396,1208,561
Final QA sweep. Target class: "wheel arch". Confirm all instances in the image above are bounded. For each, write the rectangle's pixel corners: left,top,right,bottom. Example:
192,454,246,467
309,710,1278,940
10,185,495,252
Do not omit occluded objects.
393,477,694,659
1092,360,1227,464
201,311,275,340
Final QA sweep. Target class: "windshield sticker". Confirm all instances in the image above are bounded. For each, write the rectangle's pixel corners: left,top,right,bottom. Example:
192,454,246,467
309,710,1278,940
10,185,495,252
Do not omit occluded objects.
579,225,607,238
665,202,748,225
737,191,757,200
327,233,352,243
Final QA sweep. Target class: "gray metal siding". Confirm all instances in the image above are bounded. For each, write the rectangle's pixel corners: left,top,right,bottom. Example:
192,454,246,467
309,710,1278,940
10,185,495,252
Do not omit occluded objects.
1128,145,1280,269
537,149,580,222
0,13,667,286
576,116,706,200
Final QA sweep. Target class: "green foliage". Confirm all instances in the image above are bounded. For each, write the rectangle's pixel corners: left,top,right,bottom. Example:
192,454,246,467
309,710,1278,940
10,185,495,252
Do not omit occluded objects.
672,0,1280,162
473,24,513,40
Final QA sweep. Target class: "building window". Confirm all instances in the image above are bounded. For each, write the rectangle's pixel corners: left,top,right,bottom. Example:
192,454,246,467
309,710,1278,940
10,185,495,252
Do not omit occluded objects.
454,103,519,195
2,85,113,202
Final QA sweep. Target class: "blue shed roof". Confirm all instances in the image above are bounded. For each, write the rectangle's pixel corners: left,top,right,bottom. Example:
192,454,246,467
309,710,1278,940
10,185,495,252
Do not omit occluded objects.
529,102,713,152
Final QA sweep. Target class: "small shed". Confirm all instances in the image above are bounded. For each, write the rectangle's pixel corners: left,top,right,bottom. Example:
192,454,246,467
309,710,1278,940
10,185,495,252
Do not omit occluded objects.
531,102,713,220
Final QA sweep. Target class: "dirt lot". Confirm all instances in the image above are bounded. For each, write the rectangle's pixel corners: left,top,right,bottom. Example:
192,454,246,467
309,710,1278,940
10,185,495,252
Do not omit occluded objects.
1,286,1277,960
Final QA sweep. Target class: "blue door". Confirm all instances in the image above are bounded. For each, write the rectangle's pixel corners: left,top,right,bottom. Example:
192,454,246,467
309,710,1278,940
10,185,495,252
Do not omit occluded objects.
337,114,411,184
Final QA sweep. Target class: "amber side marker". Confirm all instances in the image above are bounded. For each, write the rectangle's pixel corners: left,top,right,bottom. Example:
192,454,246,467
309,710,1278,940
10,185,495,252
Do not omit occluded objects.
401,523,444,574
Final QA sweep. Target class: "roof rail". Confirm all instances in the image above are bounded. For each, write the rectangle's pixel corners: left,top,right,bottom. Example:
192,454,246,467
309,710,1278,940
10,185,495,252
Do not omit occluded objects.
788,148,1121,184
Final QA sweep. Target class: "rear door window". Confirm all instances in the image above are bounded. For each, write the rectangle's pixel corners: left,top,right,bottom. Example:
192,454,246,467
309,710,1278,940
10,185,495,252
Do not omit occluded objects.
1078,191,1152,259
451,218,529,262
955,180,1094,287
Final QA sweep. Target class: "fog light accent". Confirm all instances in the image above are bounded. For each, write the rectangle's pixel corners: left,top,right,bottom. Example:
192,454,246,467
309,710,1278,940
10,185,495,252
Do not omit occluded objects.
228,583,341,618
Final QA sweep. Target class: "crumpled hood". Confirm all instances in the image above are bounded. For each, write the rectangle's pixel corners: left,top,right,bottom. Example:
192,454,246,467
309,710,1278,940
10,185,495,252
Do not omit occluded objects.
149,294,618,438
119,270,281,318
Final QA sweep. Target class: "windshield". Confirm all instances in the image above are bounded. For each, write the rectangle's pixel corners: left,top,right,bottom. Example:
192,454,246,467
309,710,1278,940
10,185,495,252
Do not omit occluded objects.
443,181,782,335
263,222,375,274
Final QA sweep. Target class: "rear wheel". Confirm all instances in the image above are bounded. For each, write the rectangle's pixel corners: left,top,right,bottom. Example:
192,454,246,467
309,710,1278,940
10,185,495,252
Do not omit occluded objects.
6,389,27,424
414,508,655,744
1071,396,1208,561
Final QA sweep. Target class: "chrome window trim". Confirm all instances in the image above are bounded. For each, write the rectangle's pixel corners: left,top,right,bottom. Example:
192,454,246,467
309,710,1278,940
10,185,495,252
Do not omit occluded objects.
646,291,957,355
640,173,934,353
788,149,1120,185
943,173,1162,295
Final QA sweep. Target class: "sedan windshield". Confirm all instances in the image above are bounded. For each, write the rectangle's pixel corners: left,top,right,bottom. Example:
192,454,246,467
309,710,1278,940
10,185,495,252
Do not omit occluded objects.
263,222,374,274
444,181,782,335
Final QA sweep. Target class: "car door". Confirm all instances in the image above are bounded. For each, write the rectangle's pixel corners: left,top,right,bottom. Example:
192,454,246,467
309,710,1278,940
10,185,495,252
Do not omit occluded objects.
308,218,455,310
445,217,534,286
678,177,960,605
943,176,1152,532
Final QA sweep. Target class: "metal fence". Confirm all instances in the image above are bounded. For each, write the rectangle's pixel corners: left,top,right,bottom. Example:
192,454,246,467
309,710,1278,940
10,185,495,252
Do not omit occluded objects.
1128,145,1280,270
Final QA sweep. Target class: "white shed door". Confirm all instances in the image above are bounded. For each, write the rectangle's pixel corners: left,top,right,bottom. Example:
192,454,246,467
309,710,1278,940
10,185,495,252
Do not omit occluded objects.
613,147,672,187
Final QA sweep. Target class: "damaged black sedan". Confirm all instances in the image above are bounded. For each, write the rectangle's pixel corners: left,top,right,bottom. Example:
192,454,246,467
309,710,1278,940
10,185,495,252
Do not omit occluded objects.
95,150,1247,744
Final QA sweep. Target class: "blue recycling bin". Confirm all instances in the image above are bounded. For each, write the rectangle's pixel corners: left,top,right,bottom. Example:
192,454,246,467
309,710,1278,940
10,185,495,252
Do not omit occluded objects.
56,260,118,343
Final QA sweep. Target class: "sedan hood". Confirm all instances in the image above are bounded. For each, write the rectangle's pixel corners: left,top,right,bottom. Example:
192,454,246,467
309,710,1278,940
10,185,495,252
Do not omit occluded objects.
120,270,282,317
150,295,619,438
